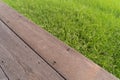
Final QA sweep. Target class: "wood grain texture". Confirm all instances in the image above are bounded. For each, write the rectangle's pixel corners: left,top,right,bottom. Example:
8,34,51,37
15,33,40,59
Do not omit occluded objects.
0,1,119,80
0,66,8,80
0,20,64,80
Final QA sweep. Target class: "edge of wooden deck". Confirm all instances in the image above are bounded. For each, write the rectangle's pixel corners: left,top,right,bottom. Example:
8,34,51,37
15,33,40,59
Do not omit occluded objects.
0,1,119,80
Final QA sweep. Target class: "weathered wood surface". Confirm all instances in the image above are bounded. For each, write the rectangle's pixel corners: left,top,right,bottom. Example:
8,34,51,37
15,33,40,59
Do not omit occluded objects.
0,1,119,80
0,66,8,80
0,20,64,80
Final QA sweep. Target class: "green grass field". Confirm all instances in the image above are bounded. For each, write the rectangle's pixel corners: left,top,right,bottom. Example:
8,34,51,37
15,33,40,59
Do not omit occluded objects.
3,0,120,78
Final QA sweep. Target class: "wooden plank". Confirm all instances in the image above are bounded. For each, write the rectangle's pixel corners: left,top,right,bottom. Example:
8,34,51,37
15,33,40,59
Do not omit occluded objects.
0,1,119,80
0,21,64,80
0,66,8,80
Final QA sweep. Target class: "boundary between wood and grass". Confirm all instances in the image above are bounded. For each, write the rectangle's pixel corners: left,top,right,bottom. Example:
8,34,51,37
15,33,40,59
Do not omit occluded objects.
0,1,119,80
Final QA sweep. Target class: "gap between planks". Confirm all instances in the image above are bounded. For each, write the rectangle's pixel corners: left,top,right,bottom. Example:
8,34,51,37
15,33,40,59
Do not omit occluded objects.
0,66,9,80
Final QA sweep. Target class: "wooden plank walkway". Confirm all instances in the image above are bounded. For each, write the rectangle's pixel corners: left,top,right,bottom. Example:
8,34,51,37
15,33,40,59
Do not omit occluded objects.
0,1,119,80
0,20,64,80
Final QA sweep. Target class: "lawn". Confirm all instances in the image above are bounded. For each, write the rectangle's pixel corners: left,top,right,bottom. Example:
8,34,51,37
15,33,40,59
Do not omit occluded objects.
3,0,120,78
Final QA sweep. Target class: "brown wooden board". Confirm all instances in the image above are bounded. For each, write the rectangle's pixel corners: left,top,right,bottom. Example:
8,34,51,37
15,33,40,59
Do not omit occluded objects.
0,20,64,80
0,1,119,80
